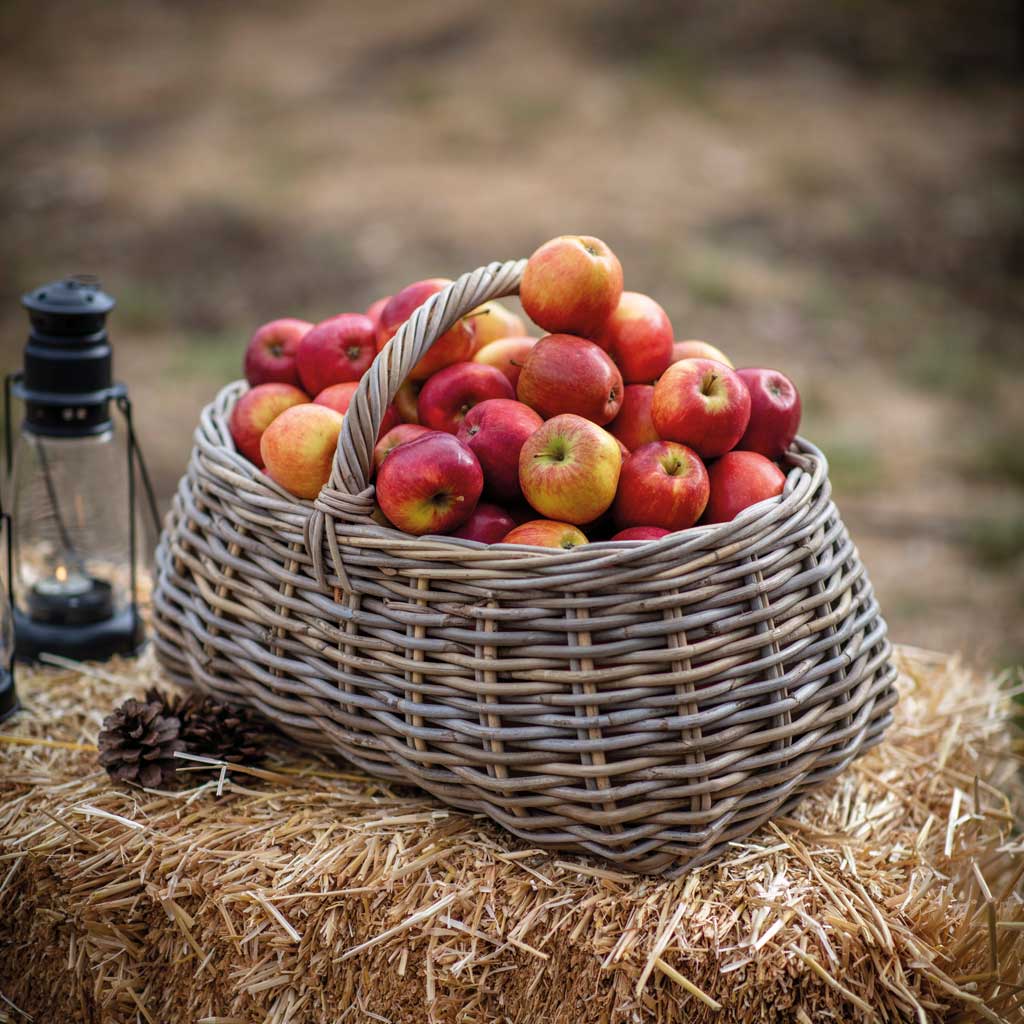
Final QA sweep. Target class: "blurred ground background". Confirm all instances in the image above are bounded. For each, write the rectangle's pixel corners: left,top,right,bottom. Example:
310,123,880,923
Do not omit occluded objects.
0,0,1021,665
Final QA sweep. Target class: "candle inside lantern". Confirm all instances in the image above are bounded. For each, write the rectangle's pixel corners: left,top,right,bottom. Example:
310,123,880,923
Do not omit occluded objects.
27,562,115,626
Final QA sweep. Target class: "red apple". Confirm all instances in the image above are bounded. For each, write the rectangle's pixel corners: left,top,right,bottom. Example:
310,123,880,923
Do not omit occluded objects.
472,335,538,388
704,451,787,524
735,368,802,459
376,432,483,536
520,235,623,337
296,313,376,394
517,334,623,425
450,502,517,544
417,362,515,434
519,413,621,525
468,300,526,352
456,398,543,502
502,520,588,549
373,423,432,471
243,318,312,387
607,384,659,453
314,382,400,439
260,404,344,499
652,358,751,458
365,295,390,332
612,441,709,532
377,279,477,381
229,383,309,467
595,291,673,384
671,340,734,368
611,526,671,541
394,380,423,423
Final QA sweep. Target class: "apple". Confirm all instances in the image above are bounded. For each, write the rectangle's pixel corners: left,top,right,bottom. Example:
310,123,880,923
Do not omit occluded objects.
502,520,588,549
373,423,432,471
314,382,400,438
394,380,423,423
260,403,344,499
229,383,309,467
735,368,802,459
607,384,659,453
377,278,476,381
365,295,390,332
450,502,517,544
376,432,483,536
244,318,312,387
472,335,538,388
611,526,671,541
652,358,751,458
518,413,621,525
612,441,710,532
468,300,526,351
671,340,734,368
456,398,543,502
517,334,623,425
520,235,623,337
704,451,786,524
296,313,377,394
595,291,673,384
417,362,515,434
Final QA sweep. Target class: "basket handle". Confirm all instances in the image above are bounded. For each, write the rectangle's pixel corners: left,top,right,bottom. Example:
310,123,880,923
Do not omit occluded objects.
311,258,527,524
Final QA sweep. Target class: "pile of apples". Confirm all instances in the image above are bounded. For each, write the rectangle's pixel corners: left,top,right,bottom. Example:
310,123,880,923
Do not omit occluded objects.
229,235,802,549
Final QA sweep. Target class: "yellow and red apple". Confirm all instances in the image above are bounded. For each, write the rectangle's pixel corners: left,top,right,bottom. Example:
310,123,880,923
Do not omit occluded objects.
468,300,526,352
260,403,344,499
671,340,734,368
520,235,623,337
229,382,309,467
518,413,622,525
502,520,588,549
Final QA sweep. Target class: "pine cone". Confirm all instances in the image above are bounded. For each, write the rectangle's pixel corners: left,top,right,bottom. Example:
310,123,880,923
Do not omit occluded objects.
179,695,267,764
98,698,185,788
145,686,268,765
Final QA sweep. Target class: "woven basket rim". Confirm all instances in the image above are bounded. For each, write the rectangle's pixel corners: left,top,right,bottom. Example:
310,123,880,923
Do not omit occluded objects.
209,377,829,561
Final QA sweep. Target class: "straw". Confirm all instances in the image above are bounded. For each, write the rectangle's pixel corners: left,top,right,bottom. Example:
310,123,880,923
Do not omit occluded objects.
0,646,1021,1023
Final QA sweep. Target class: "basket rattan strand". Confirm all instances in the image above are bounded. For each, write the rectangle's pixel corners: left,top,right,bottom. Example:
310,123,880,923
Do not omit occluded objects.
152,258,898,875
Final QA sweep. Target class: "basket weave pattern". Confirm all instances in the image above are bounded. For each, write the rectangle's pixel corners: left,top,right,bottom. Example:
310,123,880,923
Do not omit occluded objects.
153,259,898,875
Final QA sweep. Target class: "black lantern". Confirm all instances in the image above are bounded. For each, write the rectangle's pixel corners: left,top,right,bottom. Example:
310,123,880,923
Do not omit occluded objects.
5,276,160,662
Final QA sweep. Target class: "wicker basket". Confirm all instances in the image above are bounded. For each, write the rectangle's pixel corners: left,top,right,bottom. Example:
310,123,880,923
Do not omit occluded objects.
152,258,898,875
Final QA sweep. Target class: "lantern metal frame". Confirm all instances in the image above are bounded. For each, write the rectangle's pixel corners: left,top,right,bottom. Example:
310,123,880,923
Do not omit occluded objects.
4,373,161,663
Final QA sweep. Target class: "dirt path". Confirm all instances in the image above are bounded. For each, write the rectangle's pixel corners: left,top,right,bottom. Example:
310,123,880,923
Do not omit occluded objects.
1,0,1021,664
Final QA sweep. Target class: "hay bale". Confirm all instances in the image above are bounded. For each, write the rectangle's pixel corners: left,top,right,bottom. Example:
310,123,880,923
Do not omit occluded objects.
0,647,1021,1024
